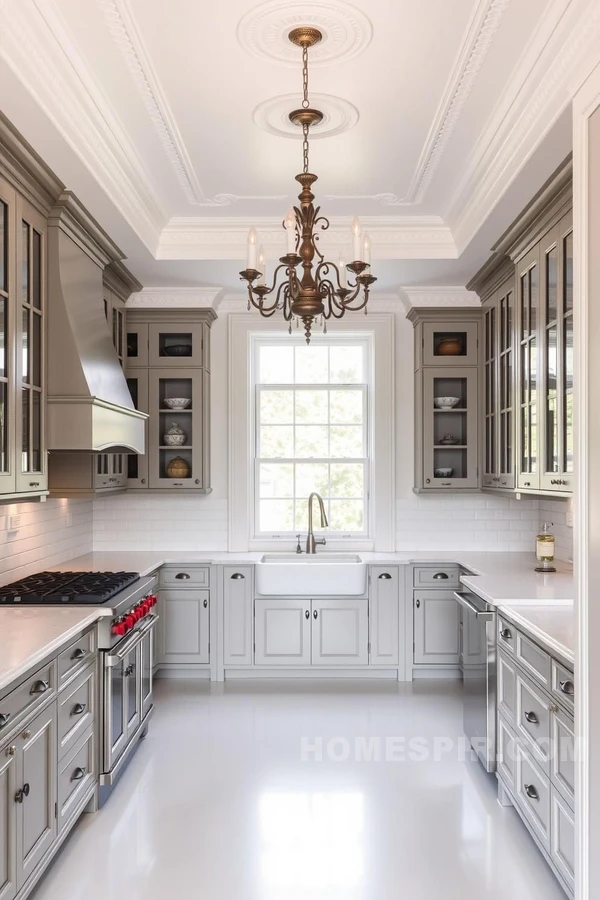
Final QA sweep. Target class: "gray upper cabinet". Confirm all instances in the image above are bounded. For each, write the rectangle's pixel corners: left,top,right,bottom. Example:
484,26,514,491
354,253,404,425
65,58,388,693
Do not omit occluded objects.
126,309,216,493
409,308,481,492
0,173,49,501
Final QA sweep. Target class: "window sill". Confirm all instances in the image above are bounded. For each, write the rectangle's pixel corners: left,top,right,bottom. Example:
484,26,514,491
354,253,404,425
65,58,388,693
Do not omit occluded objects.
249,538,375,553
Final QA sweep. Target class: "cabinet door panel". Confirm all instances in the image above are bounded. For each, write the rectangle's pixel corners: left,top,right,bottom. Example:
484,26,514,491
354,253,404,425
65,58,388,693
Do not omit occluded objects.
148,323,206,368
0,751,17,900
369,569,399,665
161,590,210,664
254,599,311,666
312,598,368,666
551,787,575,893
126,368,149,489
516,247,540,490
148,368,206,489
126,323,148,368
17,706,56,889
422,367,478,489
413,590,460,665
223,567,253,666
550,706,575,806
0,177,16,496
422,321,479,366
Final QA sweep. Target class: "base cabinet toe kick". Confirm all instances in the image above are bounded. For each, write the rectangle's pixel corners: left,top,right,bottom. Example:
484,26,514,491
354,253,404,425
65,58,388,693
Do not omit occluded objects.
495,615,575,897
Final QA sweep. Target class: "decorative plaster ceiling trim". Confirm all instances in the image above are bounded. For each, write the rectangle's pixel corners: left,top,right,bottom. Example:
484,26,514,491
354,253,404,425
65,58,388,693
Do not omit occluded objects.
326,0,510,207
449,0,598,252
127,287,224,309
156,215,457,260
236,0,373,67
401,286,480,310
253,93,359,139
0,0,166,250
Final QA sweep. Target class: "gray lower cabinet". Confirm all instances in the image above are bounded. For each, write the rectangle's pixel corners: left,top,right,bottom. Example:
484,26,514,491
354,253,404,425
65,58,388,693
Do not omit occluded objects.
223,568,253,666
413,589,461,666
17,707,57,888
160,589,210,665
312,599,368,666
0,748,17,900
369,568,400,665
254,599,311,666
496,625,575,896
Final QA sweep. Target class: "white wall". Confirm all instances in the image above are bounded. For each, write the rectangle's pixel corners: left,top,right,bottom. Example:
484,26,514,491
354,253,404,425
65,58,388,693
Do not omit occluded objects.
0,498,93,582
91,302,574,558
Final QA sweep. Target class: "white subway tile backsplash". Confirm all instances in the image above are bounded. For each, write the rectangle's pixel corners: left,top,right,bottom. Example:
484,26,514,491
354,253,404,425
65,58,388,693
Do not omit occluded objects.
0,499,93,584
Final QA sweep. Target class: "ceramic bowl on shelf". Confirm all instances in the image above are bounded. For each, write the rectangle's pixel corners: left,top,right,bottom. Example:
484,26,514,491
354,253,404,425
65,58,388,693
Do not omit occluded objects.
439,434,461,445
164,422,186,446
163,345,191,357
433,397,460,410
163,398,191,411
434,468,454,477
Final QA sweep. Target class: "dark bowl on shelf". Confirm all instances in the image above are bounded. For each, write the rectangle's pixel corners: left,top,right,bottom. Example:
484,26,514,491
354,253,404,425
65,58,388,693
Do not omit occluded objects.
163,344,192,357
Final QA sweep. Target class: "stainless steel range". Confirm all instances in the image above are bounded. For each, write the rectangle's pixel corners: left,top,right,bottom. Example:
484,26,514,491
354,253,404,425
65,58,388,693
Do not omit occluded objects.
0,570,159,805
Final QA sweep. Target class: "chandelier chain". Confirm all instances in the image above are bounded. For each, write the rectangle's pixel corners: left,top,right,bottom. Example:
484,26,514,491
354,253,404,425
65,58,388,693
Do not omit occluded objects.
302,44,309,108
303,124,310,175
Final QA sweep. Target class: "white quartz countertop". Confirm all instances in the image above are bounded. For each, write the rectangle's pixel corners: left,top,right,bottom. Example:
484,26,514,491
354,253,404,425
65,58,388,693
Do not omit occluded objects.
0,608,109,694
497,605,574,667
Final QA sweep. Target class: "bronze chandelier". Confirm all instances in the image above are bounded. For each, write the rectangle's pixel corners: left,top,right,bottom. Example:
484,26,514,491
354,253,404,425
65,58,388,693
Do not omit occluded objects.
239,26,376,344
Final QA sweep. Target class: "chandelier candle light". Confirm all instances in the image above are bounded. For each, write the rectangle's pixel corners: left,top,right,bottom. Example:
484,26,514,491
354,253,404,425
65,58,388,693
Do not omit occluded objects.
239,26,376,343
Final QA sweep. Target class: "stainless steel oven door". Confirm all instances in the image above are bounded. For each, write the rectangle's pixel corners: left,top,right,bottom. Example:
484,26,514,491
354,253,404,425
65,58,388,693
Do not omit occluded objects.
103,614,157,774
454,591,497,772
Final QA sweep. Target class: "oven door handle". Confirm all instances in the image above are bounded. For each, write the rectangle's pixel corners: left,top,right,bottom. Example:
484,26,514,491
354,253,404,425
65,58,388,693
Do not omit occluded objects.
453,591,495,622
106,614,158,667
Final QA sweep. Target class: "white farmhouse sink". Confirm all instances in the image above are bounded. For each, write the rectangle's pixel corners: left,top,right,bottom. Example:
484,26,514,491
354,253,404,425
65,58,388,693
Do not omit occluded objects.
255,553,367,596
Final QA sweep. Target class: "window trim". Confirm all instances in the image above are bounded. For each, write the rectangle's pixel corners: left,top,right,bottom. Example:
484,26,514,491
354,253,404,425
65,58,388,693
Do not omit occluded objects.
228,313,395,552
251,337,372,540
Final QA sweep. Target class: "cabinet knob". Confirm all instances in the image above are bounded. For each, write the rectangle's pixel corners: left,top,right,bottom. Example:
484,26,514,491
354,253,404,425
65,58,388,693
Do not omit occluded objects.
426,478,431,484
231,573,245,580
378,573,392,580
305,609,310,619
415,599,421,609
6,746,15,757
524,783,538,800
22,730,31,740
313,609,318,619
141,479,146,484
523,482,531,487
195,479,200,485
203,598,208,608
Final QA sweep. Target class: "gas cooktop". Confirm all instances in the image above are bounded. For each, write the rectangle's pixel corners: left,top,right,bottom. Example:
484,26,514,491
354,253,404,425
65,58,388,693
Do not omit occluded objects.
0,571,140,605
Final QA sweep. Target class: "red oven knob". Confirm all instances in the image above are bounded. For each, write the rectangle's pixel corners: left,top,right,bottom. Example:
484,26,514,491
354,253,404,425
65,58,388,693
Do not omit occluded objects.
112,620,126,637
125,614,135,631
149,595,157,608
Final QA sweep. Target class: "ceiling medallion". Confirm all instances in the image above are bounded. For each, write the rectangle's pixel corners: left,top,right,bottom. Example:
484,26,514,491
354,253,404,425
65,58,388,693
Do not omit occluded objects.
239,27,376,344
253,92,359,140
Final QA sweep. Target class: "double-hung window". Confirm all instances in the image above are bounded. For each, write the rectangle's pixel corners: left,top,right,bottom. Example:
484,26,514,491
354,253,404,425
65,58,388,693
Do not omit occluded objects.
253,336,370,539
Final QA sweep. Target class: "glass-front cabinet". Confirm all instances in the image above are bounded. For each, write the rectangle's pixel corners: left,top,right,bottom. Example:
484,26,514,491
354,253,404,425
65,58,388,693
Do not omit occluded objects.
125,309,215,493
515,211,573,495
0,172,48,499
482,273,516,490
409,309,481,492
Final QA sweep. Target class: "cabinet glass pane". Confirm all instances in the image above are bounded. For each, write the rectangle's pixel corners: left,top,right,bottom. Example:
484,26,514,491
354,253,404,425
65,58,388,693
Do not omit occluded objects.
433,376,468,479
21,222,29,302
22,306,29,383
32,230,41,310
546,247,557,322
564,314,574,473
520,272,529,339
0,297,6,379
0,382,7,473
546,325,558,472
564,233,573,312
430,331,468,359
530,266,538,333
32,312,41,387
21,387,29,471
0,200,6,292
159,332,193,358
31,391,41,472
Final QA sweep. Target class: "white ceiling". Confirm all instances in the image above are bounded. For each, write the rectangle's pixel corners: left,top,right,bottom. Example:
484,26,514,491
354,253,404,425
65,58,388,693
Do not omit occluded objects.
0,0,597,296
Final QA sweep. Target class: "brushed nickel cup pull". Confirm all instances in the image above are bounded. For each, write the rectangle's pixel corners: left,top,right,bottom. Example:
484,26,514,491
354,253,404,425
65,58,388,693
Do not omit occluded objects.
72,703,87,716
524,784,538,800
433,572,449,580
231,573,245,580
559,680,574,695
523,710,538,725
378,573,392,580
500,628,512,640
29,482,40,487
71,648,86,660
175,573,191,580
30,679,49,695
71,767,86,781
0,713,10,729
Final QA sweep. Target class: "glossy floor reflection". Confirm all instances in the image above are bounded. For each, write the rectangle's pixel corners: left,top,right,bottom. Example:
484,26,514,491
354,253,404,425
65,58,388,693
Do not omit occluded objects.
32,680,565,899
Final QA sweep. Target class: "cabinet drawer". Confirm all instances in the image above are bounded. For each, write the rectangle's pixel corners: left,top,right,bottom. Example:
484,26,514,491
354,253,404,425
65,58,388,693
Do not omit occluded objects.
551,786,575,893
57,664,95,760
0,661,56,739
516,630,551,687
551,705,575,807
515,670,551,771
497,651,517,724
515,744,551,852
412,566,460,588
58,727,95,834
551,660,574,714
160,567,210,589
58,629,96,687
498,616,516,654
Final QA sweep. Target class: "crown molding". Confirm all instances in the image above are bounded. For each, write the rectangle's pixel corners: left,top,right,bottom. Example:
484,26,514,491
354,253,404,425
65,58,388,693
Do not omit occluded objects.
157,215,457,260
325,0,509,207
449,0,600,253
48,191,124,268
0,111,64,214
400,286,480,311
0,0,166,250
127,287,224,309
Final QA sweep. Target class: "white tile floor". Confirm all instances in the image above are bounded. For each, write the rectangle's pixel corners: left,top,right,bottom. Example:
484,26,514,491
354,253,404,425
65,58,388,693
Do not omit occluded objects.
33,679,566,899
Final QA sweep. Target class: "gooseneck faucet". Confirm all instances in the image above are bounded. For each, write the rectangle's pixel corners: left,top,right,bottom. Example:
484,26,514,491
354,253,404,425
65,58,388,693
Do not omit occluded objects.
306,492,328,554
